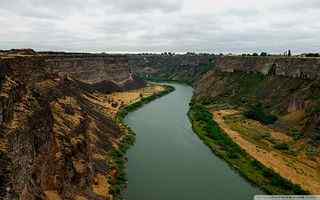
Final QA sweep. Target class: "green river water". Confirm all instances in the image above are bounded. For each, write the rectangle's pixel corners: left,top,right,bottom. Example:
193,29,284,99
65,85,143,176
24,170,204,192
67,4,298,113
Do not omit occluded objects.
124,83,263,200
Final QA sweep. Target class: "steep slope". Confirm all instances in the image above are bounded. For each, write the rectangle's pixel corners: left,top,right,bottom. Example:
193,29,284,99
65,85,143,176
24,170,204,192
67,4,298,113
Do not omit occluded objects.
0,54,146,200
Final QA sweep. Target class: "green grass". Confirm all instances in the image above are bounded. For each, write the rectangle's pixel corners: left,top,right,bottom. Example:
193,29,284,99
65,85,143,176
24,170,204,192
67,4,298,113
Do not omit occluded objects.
109,85,175,199
188,103,308,195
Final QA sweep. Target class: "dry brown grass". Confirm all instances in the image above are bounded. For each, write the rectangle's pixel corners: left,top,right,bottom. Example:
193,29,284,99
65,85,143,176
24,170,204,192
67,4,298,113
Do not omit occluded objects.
83,84,166,118
0,139,7,152
44,190,62,200
92,173,109,198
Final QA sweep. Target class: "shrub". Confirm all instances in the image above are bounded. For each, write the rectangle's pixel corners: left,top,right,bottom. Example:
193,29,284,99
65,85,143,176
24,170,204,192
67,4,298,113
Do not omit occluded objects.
244,103,278,125
64,104,75,115
260,52,268,56
290,129,304,141
111,101,119,108
273,143,290,151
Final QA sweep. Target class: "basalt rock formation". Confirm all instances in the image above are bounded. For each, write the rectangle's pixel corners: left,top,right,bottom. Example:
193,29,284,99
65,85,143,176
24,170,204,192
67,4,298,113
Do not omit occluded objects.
0,52,144,200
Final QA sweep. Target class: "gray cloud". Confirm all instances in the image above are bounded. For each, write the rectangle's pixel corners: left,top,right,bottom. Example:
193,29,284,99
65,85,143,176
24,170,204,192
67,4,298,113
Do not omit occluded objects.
0,0,319,53
109,0,182,13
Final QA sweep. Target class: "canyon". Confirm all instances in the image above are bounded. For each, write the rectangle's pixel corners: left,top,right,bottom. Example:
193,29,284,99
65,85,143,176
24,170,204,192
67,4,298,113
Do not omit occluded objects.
1,49,320,199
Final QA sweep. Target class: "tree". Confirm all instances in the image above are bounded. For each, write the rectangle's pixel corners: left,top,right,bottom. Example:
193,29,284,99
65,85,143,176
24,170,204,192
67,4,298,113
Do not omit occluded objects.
288,50,292,57
305,53,319,57
260,52,268,56
252,53,259,56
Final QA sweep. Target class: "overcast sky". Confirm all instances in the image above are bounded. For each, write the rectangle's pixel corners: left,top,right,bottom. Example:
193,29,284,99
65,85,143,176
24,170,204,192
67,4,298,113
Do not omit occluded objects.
0,0,319,53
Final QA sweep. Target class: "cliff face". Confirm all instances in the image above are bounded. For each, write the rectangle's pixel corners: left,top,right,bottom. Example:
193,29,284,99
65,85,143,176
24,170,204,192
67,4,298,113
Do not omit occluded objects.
129,54,215,84
45,54,132,84
194,56,320,142
215,56,320,80
0,54,142,200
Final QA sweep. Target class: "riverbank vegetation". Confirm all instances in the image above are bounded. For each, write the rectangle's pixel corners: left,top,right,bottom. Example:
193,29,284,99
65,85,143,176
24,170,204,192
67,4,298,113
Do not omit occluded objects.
109,85,175,199
188,103,308,195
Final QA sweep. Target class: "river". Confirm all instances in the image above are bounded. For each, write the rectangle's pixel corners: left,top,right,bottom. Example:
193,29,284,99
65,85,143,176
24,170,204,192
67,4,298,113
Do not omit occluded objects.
124,83,263,200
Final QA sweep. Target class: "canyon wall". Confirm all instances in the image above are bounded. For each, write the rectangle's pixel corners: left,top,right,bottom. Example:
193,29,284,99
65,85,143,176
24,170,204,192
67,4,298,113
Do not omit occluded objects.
45,54,132,84
0,53,143,127
130,54,320,82
0,53,142,200
215,56,320,80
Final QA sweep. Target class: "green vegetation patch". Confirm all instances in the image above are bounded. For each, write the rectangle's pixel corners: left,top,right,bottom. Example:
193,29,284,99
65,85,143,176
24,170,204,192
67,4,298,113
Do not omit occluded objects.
109,129,135,198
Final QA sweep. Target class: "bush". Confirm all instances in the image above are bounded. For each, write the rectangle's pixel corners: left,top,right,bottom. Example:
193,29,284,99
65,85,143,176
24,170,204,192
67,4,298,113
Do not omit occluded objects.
290,129,304,141
273,143,290,151
111,101,119,108
64,104,75,115
260,52,268,56
305,53,320,57
244,103,278,125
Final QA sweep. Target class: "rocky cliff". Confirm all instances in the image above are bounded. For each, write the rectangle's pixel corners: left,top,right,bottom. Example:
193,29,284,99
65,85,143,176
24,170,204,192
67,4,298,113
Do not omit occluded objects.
194,56,320,143
0,53,144,200
45,54,132,84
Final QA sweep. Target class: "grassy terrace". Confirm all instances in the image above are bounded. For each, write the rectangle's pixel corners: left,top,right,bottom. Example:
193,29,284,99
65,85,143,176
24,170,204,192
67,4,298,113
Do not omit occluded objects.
188,103,308,195
108,85,175,199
